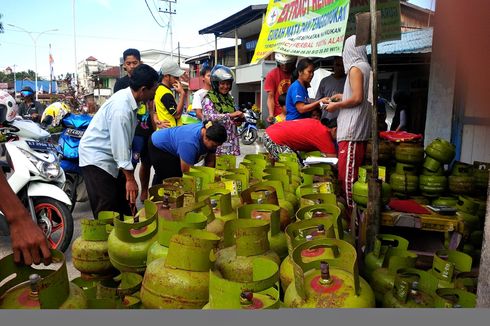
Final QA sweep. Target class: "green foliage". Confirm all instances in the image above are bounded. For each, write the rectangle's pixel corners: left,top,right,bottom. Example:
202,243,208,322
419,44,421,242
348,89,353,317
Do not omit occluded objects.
0,13,4,34
0,70,40,83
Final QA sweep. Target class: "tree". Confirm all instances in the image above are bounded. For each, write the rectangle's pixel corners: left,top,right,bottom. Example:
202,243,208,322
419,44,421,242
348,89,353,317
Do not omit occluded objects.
0,13,4,34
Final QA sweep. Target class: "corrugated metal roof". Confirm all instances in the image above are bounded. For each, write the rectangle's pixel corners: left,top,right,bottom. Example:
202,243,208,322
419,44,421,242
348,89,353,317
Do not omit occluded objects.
367,27,433,55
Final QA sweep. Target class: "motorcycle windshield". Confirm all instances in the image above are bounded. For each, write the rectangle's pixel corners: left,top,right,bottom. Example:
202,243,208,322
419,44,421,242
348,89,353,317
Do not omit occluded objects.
62,114,93,129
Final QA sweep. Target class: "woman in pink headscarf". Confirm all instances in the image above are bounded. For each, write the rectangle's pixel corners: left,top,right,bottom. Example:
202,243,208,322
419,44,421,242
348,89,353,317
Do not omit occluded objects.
325,35,372,213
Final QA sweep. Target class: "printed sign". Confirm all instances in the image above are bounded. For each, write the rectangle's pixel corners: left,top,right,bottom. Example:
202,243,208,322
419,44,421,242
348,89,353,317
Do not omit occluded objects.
252,0,350,63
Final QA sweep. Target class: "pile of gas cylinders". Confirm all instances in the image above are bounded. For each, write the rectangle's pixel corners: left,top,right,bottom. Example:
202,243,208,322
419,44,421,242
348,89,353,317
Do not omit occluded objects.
0,147,484,309
355,137,488,263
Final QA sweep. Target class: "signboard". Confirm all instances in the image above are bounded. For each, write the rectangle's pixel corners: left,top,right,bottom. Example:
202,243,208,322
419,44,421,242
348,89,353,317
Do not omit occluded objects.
251,0,350,63
346,0,401,42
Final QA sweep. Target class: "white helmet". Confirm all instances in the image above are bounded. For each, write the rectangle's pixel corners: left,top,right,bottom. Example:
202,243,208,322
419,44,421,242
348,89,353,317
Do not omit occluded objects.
0,90,18,123
275,53,297,65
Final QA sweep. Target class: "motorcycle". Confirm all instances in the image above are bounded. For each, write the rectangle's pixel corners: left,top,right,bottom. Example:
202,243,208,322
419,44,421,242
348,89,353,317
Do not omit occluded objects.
0,116,52,156
237,103,259,145
0,139,74,252
57,113,93,212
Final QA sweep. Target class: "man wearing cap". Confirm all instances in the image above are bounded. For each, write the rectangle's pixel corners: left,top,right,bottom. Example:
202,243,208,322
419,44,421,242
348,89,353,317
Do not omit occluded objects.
153,59,186,129
18,86,45,122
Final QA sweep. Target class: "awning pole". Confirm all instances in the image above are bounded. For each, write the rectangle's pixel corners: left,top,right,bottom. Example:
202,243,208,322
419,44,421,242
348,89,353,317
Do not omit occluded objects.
366,0,381,254
235,28,239,68
214,34,218,66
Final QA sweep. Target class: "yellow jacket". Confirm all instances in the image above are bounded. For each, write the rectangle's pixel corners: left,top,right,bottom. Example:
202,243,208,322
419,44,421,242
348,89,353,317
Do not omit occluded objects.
154,84,182,129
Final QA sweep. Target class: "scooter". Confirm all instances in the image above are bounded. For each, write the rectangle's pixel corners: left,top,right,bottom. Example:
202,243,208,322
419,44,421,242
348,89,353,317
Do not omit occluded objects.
237,103,259,145
0,139,74,252
57,113,92,212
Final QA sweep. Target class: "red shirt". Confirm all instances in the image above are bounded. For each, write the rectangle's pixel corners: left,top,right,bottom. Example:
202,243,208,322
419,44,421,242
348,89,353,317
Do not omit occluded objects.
264,67,292,116
266,118,336,155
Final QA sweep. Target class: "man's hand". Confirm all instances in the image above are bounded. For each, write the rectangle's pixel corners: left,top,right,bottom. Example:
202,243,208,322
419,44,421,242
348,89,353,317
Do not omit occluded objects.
10,217,52,266
155,119,171,129
125,178,139,205
326,101,341,112
173,81,185,95
266,115,275,123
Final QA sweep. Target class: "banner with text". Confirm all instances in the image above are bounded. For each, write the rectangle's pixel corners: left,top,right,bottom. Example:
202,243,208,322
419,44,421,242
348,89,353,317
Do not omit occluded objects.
251,0,350,63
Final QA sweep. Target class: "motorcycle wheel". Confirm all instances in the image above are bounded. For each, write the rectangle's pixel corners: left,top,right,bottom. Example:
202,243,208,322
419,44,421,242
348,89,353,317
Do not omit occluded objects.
33,197,74,252
63,174,78,212
241,129,258,145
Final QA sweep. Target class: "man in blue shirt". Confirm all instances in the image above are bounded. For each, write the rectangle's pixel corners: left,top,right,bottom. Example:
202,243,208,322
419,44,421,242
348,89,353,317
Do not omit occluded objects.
79,64,159,219
148,121,227,185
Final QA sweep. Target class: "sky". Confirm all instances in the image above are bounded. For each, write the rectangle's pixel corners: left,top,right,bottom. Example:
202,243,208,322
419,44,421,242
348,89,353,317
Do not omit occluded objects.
0,0,435,79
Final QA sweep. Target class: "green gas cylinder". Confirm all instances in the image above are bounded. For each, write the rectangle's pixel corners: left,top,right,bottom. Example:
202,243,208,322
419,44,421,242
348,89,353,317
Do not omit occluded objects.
140,229,220,309
284,238,375,308
395,142,425,164
295,203,352,244
428,250,472,288
382,268,439,308
280,217,338,292
214,219,280,282
220,169,249,209
237,203,288,260
146,210,208,265
148,183,184,220
196,188,236,223
454,271,479,294
241,184,293,231
425,138,456,164
215,154,236,171
107,200,158,274
363,234,410,282
72,272,143,309
71,211,118,279
261,175,299,211
434,288,476,308
370,248,418,304
473,161,489,192
204,257,280,309
0,250,87,309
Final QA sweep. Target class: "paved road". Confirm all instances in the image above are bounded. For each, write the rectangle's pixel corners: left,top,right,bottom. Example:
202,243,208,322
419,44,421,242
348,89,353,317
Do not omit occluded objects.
0,134,265,280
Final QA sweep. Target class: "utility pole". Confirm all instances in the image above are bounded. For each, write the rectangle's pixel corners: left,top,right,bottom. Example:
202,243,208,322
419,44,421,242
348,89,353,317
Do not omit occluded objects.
13,64,17,97
159,0,177,59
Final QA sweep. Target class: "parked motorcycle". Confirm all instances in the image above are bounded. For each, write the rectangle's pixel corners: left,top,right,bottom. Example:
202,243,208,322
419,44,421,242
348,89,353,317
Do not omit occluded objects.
237,103,259,145
57,113,93,212
0,139,74,252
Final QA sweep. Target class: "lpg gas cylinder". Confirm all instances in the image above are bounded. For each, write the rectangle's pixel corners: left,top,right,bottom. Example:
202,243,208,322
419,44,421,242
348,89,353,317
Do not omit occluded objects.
0,250,87,309
72,272,143,309
148,183,184,219
204,257,280,309
146,210,208,265
241,184,293,231
425,138,456,164
363,234,410,282
237,203,287,260
141,229,220,309
214,219,280,282
295,203,353,244
283,238,375,308
71,211,118,279
369,248,418,304
196,188,236,223
434,288,476,308
382,268,439,308
107,200,158,274
428,250,472,288
280,217,337,292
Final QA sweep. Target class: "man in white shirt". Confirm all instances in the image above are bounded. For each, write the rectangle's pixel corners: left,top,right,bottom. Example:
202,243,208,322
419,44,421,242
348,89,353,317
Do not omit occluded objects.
191,64,212,120
79,64,159,219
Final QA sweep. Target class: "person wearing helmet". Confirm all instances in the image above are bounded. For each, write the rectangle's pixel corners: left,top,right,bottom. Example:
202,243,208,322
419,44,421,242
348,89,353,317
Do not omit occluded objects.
264,52,297,123
18,86,45,122
40,101,71,128
201,64,244,156
0,91,52,266
153,59,186,129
